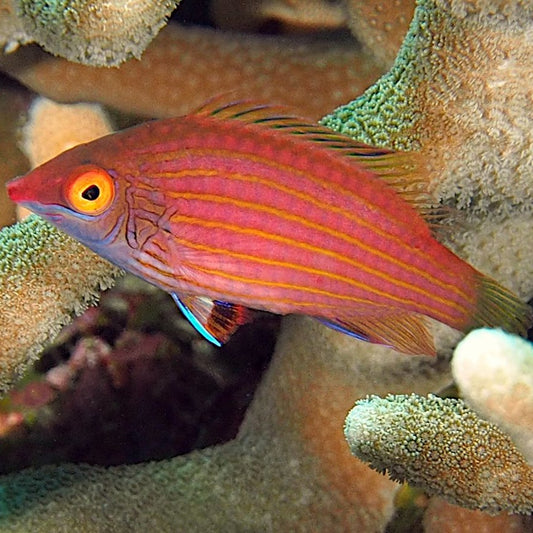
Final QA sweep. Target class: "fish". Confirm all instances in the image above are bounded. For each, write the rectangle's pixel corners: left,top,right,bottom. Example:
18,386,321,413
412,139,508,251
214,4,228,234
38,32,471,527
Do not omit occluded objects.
7,101,532,355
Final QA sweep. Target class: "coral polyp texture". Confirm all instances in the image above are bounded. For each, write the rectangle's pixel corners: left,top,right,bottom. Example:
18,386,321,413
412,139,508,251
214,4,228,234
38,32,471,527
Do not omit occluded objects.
209,0,415,68
322,0,533,220
452,329,533,463
345,0,415,68
21,97,114,168
345,393,533,514
0,218,120,393
0,0,31,52
14,0,179,66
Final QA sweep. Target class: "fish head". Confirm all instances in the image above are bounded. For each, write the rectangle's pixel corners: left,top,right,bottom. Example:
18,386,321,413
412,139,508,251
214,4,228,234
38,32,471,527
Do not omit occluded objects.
6,138,129,253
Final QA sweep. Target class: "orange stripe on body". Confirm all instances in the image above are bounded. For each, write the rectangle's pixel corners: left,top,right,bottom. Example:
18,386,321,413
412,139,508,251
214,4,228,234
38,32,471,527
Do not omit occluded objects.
168,214,465,324
169,194,463,308
141,148,470,301
129,141,477,326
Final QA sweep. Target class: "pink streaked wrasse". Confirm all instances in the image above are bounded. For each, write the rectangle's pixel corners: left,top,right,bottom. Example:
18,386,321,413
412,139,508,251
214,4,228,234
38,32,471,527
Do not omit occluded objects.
7,102,532,354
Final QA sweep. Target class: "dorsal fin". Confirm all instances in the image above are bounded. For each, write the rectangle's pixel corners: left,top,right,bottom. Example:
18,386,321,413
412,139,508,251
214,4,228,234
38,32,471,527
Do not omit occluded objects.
193,99,440,221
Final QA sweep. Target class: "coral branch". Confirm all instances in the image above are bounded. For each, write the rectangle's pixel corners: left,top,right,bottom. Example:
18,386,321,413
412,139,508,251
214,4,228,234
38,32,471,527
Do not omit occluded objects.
345,0,415,67
345,393,533,514
0,316,452,531
209,0,350,33
0,0,31,52
452,329,533,462
0,217,120,393
423,497,533,533
14,0,180,66
322,0,533,219
0,23,383,121
209,0,416,68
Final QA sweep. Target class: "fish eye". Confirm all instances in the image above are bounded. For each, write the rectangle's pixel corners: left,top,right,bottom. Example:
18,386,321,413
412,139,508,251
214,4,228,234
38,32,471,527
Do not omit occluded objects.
65,166,115,215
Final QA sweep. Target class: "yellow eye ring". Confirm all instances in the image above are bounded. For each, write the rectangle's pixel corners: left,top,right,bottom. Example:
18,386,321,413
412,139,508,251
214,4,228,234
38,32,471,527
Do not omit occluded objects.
65,166,115,215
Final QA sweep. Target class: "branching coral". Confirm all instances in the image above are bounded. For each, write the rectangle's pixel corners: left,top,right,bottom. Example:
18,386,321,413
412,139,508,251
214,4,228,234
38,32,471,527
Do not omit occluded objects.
0,218,120,394
0,83,29,227
345,393,533,514
0,23,382,120
452,329,533,463
0,318,453,532
422,497,533,533
345,0,415,68
209,0,415,68
0,1,416,121
14,0,180,66
0,98,120,394
322,0,533,220
21,97,113,168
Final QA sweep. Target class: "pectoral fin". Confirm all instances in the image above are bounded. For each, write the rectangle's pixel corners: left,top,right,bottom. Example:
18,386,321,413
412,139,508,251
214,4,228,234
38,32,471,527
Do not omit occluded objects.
319,313,435,356
171,293,254,346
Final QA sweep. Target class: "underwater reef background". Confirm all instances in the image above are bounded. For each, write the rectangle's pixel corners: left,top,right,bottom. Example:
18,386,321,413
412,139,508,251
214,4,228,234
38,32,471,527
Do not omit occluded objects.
0,0,532,531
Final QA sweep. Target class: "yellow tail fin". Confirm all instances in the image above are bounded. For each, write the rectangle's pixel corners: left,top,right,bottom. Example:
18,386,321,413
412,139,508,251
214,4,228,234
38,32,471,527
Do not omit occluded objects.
470,273,532,336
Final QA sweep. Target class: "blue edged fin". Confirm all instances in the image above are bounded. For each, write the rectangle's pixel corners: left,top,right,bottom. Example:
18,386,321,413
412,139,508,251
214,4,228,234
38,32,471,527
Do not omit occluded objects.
318,313,436,356
171,293,254,346
318,319,370,343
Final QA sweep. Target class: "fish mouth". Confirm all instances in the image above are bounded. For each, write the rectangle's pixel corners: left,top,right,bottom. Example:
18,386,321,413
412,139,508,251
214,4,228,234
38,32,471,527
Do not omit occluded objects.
15,204,64,224
7,177,66,223
23,205,64,223
40,212,65,223
6,177,26,203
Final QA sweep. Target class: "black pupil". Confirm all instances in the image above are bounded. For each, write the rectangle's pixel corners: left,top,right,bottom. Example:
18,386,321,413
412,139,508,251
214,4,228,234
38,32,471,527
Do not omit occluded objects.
82,185,100,201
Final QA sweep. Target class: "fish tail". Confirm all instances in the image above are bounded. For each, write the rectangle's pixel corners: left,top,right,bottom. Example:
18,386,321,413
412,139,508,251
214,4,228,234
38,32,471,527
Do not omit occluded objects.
469,273,533,336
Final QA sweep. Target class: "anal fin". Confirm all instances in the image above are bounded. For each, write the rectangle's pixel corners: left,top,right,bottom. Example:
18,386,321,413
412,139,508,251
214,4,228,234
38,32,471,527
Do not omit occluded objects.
319,312,435,356
172,293,254,346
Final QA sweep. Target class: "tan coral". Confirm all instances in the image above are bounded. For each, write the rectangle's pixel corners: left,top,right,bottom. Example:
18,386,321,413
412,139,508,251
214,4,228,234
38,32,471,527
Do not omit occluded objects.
0,317,455,531
0,83,29,228
208,0,415,68
423,497,533,533
452,329,533,463
0,217,120,393
21,97,114,168
345,0,415,68
345,393,533,514
322,0,533,221
0,23,383,121
210,0,349,33
14,0,179,66
0,0,31,52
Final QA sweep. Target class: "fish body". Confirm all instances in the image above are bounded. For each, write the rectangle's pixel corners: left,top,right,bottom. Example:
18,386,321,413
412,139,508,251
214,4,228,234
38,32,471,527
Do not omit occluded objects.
7,102,532,354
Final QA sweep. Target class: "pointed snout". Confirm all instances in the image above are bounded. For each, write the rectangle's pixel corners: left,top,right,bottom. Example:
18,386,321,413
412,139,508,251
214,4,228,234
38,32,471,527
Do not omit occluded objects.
6,176,27,203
